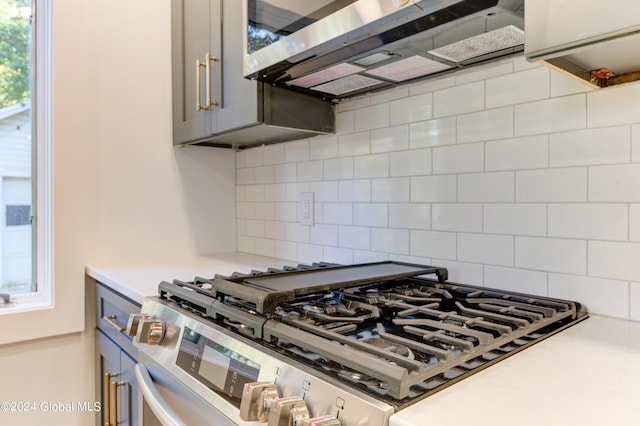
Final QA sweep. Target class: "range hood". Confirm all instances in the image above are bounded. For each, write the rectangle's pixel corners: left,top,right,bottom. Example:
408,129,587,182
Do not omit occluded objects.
244,0,525,100
525,0,640,88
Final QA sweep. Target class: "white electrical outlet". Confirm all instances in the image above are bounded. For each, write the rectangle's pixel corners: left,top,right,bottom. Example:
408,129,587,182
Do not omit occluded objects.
300,192,314,226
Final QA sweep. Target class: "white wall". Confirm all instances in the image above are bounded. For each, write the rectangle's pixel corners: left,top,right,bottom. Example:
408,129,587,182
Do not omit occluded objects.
0,1,236,425
236,56,640,322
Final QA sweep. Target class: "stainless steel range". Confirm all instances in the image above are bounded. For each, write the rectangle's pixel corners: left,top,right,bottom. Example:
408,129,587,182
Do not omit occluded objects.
128,261,587,426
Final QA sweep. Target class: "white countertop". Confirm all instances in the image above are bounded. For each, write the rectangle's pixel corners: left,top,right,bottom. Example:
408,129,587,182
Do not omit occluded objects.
86,253,640,426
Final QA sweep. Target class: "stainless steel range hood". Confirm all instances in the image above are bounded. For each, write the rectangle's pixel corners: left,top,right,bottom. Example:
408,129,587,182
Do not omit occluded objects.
244,0,525,100
525,0,640,88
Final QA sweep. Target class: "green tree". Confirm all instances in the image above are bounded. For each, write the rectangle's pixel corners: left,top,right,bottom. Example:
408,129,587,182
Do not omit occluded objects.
0,0,31,108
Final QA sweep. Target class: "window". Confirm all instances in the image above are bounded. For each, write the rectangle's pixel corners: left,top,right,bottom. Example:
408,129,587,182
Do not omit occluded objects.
0,0,51,312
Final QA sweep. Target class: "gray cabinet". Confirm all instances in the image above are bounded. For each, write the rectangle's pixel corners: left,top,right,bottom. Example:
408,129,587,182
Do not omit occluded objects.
171,0,334,149
95,284,141,426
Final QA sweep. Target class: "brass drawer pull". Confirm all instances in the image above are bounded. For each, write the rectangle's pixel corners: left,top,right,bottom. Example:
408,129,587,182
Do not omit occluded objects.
103,315,125,333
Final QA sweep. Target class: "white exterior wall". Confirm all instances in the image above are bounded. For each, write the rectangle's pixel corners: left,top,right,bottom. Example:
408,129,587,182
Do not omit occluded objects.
236,56,640,322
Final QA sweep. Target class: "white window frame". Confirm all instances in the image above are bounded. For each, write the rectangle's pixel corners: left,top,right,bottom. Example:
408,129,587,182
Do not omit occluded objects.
0,0,52,314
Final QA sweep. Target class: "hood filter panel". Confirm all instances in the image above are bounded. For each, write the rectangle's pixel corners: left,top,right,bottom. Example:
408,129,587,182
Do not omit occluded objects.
365,55,453,82
428,25,525,63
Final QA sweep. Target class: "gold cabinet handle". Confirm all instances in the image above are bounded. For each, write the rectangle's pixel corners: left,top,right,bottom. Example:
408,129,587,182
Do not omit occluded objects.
111,381,126,426
196,58,208,111
103,315,125,333
206,53,221,108
104,373,117,426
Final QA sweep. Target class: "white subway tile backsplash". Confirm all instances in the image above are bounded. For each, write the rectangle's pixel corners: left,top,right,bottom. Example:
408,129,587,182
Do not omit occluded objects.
458,172,514,202
389,93,433,125
484,203,546,236
516,168,587,202
244,147,264,167
588,83,640,128
631,282,640,322
285,222,310,243
335,110,355,134
390,149,432,177
338,226,370,250
254,202,275,220
310,224,338,246
274,240,297,261
274,202,297,222
550,126,630,167
633,124,640,163
589,164,640,202
389,203,430,230
457,107,514,144
245,185,265,202
409,76,455,95
323,203,353,225
339,180,370,202
274,163,297,182
309,181,339,202
338,131,370,157
411,175,457,202
484,266,547,296
254,166,275,184
264,221,285,240
324,157,354,180
354,103,390,131
432,204,482,232
486,67,550,108
434,81,485,118
323,246,354,264
354,153,389,179
588,240,640,282
354,250,390,263
549,274,629,319
310,135,338,160
455,60,513,85
371,177,411,202
550,71,593,97
263,144,285,165
485,135,549,171
631,204,640,241
264,184,286,202
298,243,324,263
410,230,457,260
371,228,409,254
297,160,324,182
371,125,409,153
548,204,628,241
458,233,514,267
371,87,410,105
285,140,310,163
237,167,254,185
516,237,586,275
515,95,586,136
353,203,388,227
410,117,457,149
431,260,483,285
236,57,640,319
433,143,484,174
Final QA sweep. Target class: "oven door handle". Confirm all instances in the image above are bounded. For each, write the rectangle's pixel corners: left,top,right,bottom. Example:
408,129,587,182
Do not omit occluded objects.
135,363,187,426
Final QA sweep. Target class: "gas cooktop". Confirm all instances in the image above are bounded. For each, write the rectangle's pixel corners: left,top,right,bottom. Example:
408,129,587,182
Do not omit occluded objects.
152,261,588,409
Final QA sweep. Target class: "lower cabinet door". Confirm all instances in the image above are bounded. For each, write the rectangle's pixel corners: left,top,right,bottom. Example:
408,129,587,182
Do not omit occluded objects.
96,329,139,426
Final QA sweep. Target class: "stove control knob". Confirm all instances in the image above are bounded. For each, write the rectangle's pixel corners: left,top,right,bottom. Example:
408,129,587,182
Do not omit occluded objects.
126,313,150,337
239,381,279,422
268,396,309,426
135,318,165,345
301,415,342,426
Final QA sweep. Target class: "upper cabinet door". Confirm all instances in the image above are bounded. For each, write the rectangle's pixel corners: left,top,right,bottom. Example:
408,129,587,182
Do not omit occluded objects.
171,0,222,145
214,0,259,134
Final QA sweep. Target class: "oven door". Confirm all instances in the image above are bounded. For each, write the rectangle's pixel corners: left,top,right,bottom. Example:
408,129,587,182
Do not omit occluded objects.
135,360,236,426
